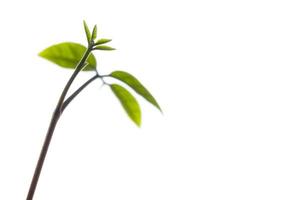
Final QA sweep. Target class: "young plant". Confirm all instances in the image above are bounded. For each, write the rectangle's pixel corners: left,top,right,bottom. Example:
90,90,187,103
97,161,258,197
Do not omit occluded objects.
26,21,161,200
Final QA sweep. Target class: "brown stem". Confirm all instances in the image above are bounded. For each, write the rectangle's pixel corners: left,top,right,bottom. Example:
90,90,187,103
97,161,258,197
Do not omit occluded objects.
61,74,99,112
26,47,92,200
26,108,60,200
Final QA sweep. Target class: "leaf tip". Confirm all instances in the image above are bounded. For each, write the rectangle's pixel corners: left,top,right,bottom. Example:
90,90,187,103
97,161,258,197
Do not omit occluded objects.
38,51,43,57
83,20,88,30
155,103,163,113
135,118,142,127
38,49,46,58
158,107,163,114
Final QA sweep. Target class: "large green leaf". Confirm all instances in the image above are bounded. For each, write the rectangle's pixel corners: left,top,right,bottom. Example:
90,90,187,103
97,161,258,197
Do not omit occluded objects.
110,71,161,111
39,42,96,71
110,84,141,126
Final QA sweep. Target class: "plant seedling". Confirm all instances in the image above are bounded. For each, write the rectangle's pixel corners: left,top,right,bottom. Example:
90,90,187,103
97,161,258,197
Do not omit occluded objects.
26,21,161,200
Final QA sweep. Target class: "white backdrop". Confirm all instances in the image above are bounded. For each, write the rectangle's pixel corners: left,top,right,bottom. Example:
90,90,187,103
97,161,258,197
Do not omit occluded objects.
0,0,283,199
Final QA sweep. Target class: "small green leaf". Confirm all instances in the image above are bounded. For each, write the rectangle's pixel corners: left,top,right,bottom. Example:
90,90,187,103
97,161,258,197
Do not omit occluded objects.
91,25,97,41
94,45,115,51
110,84,141,126
110,71,161,111
39,42,96,71
83,20,91,44
95,38,112,46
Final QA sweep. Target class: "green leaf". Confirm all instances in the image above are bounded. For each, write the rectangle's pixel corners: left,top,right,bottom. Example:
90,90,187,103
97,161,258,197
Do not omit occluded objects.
95,38,112,46
83,20,91,43
39,42,96,71
110,84,141,126
110,71,161,111
91,25,97,41
94,45,115,50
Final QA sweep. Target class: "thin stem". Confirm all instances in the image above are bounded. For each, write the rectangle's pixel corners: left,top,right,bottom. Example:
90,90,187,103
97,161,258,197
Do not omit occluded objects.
26,46,92,200
57,49,92,113
61,74,99,112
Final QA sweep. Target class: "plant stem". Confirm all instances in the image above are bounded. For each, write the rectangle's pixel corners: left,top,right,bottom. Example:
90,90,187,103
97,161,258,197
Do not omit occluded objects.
61,74,99,112
26,47,92,200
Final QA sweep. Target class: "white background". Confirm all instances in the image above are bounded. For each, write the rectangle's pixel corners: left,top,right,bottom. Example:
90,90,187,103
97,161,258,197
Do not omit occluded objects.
0,0,283,199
